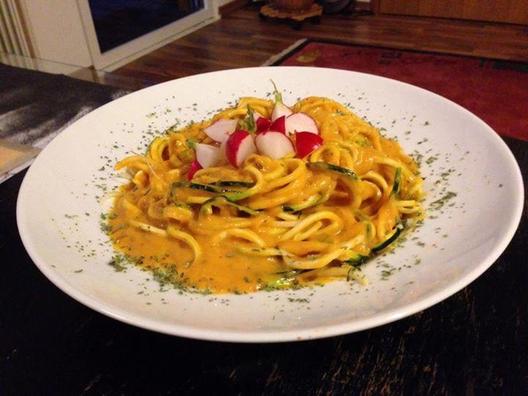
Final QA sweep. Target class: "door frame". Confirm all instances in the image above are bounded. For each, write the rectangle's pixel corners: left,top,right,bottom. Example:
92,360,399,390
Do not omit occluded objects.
76,0,219,71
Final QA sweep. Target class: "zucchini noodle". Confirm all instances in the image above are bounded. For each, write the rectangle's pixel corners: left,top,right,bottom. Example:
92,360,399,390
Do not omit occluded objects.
107,95,424,293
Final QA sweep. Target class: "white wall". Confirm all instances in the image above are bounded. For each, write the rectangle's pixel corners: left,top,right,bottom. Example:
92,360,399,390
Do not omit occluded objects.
18,0,92,67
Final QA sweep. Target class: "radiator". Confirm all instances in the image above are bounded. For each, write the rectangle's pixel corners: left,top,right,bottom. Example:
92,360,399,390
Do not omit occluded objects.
0,0,32,56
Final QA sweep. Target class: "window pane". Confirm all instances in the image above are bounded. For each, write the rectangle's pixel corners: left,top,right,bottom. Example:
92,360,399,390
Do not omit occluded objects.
89,0,205,53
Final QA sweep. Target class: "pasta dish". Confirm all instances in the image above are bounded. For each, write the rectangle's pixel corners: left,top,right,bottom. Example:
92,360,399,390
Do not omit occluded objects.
107,88,424,294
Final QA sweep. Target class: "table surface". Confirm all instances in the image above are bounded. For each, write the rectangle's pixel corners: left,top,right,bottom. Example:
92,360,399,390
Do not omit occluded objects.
1,61,527,394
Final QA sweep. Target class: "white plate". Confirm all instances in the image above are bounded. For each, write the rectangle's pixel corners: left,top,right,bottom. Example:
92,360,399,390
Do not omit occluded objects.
17,67,524,342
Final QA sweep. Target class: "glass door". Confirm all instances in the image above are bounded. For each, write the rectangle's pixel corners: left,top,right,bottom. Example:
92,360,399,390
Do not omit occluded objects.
77,0,217,70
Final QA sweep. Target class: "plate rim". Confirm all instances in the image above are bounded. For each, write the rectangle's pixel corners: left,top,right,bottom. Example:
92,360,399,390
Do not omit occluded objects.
16,66,525,342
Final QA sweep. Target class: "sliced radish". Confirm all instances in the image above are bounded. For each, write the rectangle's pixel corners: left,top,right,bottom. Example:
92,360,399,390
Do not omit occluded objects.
225,130,257,167
286,113,318,136
195,143,222,169
256,116,272,133
204,119,238,143
187,160,202,180
268,115,286,134
252,110,272,133
271,102,293,121
255,131,295,160
295,132,323,158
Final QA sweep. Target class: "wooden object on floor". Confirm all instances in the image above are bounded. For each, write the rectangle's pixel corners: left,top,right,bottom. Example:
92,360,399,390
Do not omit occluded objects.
375,0,528,25
259,3,323,28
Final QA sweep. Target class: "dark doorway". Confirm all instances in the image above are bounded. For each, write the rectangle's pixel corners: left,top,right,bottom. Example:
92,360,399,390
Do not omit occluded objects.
89,0,205,53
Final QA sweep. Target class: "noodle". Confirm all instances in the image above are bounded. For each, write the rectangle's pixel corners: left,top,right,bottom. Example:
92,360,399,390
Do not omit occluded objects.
107,95,424,293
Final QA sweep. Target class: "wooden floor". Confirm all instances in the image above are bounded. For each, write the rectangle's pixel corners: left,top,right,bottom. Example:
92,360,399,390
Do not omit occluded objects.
114,4,528,84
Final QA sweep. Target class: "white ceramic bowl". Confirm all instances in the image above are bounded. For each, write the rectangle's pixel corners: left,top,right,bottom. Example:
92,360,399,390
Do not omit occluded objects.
17,67,524,342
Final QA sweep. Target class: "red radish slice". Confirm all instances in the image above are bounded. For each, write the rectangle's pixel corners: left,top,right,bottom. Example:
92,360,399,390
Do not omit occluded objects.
204,119,238,143
286,113,318,136
255,131,295,159
225,130,257,167
271,102,293,121
268,115,286,134
252,111,267,123
253,110,272,132
187,160,202,180
295,132,323,158
256,116,272,133
195,143,221,169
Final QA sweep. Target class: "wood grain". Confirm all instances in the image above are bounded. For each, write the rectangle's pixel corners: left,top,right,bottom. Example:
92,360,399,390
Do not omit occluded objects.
378,0,528,24
114,4,528,84
219,0,250,16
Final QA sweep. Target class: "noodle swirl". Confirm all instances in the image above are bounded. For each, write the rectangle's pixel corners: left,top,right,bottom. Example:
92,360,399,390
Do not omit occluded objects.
108,95,424,293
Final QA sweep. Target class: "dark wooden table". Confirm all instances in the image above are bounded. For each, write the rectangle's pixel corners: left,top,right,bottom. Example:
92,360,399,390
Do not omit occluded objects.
1,133,526,394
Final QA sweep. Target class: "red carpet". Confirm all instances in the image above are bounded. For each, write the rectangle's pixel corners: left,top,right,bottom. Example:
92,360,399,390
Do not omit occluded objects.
275,40,528,141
